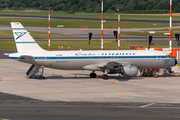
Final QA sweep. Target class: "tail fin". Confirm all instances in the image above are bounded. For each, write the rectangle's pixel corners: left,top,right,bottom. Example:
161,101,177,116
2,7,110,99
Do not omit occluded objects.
11,22,44,53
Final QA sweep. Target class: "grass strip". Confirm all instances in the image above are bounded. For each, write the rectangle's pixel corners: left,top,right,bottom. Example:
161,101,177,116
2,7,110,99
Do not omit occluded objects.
0,40,175,50
0,17,177,28
1,10,180,20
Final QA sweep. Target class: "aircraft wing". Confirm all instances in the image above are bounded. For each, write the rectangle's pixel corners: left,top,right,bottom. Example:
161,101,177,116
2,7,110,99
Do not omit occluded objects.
83,61,130,71
98,62,121,69
97,61,131,70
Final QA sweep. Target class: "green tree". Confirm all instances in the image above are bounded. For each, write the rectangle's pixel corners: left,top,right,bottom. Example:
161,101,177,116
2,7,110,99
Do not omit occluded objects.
0,0,178,13
31,1,40,8
70,4,78,12
126,0,136,11
158,0,169,10
78,0,85,8
136,2,146,10
175,3,180,12
59,3,67,11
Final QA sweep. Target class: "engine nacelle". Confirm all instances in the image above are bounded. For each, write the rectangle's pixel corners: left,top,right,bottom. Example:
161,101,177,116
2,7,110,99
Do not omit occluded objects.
122,66,138,77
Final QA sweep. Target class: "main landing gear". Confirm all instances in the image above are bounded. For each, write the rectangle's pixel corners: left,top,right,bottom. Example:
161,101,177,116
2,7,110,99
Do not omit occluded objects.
90,71,97,78
102,74,109,80
102,68,109,80
90,68,110,80
89,71,109,80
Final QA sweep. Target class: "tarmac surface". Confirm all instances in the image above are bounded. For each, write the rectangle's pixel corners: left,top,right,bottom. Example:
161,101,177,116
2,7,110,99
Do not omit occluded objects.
1,24,180,34
1,24,178,34
1,58,180,119
0,92,180,120
0,59,180,103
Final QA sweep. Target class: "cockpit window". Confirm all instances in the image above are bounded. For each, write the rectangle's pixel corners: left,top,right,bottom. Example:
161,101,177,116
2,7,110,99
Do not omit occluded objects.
168,55,171,57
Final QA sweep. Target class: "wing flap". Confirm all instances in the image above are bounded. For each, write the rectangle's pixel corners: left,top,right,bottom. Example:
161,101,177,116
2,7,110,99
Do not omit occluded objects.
97,61,122,69
97,61,132,70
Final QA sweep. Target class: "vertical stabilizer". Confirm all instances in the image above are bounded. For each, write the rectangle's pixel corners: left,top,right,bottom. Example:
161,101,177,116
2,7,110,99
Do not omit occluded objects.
11,22,44,53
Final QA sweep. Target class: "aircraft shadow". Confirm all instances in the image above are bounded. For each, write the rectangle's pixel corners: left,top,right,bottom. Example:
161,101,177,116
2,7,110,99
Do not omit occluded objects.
45,76,91,80
42,74,146,82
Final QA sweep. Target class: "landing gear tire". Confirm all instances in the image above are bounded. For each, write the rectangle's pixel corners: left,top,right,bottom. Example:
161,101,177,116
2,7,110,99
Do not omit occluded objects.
102,74,109,80
154,74,157,78
90,73,97,78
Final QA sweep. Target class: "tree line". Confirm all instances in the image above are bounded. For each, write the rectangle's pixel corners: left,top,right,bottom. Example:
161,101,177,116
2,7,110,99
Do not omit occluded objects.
0,0,180,13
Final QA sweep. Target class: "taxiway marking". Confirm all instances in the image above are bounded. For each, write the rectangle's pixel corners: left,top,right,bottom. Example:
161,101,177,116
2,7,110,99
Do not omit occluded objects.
140,103,156,108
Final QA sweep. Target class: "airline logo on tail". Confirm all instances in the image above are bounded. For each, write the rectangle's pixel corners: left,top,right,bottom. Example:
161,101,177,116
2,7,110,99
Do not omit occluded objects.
14,32,27,40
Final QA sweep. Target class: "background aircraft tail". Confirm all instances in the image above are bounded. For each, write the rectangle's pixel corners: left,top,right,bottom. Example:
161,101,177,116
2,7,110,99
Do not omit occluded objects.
11,22,44,53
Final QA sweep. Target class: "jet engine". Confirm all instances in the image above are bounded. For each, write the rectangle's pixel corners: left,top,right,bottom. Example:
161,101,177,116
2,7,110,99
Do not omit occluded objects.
108,65,138,77
122,66,138,77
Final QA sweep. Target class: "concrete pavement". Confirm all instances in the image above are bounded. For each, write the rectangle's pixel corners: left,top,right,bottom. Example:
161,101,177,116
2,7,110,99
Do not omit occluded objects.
1,25,180,34
0,59,180,103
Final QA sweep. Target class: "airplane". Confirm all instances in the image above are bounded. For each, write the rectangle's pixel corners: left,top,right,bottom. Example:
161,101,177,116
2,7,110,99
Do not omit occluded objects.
4,22,177,79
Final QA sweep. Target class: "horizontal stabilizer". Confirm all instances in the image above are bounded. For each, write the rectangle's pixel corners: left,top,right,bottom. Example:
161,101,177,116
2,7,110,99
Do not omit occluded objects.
20,55,34,60
4,53,10,56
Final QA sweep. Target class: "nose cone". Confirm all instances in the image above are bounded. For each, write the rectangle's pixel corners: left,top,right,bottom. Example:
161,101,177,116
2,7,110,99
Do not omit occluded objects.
174,59,178,66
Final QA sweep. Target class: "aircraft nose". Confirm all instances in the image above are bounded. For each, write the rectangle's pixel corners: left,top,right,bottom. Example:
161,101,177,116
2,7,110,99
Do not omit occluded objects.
174,59,178,66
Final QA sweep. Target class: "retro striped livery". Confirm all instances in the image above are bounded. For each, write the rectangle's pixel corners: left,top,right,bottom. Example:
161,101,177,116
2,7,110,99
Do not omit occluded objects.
5,22,177,79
